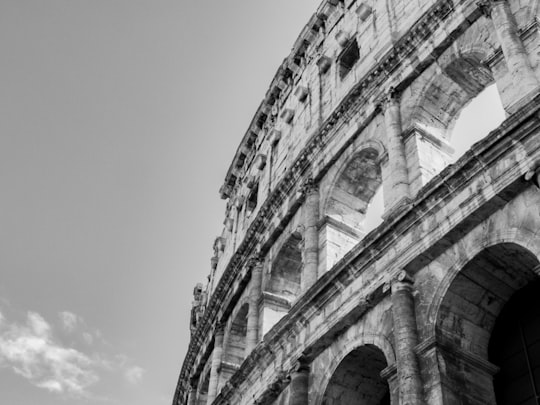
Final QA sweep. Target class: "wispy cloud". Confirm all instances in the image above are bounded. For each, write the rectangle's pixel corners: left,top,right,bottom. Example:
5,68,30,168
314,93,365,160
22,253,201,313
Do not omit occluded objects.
124,365,144,385
59,311,80,333
0,311,97,395
0,308,144,398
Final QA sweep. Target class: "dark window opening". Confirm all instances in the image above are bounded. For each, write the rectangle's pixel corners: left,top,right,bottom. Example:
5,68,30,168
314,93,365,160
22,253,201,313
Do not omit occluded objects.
338,39,360,79
246,183,259,215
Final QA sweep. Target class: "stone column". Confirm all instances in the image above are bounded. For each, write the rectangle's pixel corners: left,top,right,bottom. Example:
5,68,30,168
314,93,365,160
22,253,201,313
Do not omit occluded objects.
246,258,263,353
481,0,540,98
302,179,319,291
380,89,411,213
288,361,309,405
391,271,424,405
206,325,225,404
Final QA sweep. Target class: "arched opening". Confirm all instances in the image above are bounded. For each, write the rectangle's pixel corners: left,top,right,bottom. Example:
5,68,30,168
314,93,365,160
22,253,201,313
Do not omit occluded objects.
450,84,505,163
322,148,383,270
267,232,303,300
489,280,540,405
322,345,390,405
408,53,506,192
435,243,540,404
223,304,249,365
261,232,303,336
219,303,249,389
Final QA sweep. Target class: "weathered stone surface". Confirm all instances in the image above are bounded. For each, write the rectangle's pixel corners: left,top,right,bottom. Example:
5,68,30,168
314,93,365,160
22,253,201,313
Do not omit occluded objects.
173,0,540,404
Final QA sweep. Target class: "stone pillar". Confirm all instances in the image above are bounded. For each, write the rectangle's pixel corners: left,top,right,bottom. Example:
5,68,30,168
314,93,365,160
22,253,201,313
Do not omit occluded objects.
302,179,319,291
206,325,225,404
380,89,411,213
288,361,309,405
246,258,263,353
391,271,424,405
481,0,540,104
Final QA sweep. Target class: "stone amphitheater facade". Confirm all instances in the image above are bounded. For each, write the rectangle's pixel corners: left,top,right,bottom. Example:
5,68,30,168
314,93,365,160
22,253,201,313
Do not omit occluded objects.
173,0,540,404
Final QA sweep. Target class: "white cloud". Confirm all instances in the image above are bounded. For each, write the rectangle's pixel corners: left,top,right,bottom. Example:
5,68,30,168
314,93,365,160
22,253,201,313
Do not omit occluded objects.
124,365,145,384
0,311,98,395
58,311,80,333
0,308,144,398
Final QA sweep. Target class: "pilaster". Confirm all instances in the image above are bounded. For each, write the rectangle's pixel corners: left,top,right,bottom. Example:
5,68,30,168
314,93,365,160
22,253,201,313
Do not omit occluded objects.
302,178,319,291
207,325,225,404
246,257,263,353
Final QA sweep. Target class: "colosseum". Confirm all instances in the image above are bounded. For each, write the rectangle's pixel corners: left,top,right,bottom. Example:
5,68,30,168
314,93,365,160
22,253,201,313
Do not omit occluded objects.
173,0,540,403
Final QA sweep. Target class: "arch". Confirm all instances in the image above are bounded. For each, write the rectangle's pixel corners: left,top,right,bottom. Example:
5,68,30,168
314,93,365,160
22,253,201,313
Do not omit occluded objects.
266,231,303,300
430,241,540,404
222,303,249,366
313,334,396,405
320,145,384,270
317,344,392,405
427,227,540,335
410,51,495,142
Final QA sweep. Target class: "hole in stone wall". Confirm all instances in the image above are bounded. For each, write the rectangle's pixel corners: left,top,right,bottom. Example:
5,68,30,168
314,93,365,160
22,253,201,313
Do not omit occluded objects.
338,39,360,79
246,183,259,215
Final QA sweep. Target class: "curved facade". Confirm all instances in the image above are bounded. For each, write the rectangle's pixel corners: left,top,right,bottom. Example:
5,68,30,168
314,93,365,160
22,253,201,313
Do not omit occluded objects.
173,0,540,404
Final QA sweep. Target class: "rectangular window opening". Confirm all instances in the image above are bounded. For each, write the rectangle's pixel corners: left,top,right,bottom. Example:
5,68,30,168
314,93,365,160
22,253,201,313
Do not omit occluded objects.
246,183,259,215
338,39,360,79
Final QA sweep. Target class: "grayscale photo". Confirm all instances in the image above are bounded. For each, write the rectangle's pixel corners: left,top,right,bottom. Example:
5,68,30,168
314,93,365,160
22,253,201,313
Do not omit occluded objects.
1,1,539,405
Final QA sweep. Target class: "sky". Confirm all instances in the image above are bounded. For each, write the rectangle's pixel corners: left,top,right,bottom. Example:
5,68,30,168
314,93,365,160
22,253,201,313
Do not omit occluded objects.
0,1,504,405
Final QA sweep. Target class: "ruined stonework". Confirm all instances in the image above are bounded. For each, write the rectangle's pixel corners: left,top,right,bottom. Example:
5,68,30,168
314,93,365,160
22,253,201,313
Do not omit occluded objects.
173,0,540,404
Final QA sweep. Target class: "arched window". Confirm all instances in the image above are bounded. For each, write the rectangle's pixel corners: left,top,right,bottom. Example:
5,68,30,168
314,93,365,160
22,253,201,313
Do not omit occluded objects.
322,148,383,270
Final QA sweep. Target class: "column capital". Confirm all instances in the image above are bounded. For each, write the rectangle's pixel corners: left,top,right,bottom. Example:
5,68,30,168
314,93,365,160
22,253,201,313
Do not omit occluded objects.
376,87,400,113
525,162,540,188
391,270,415,293
248,254,264,270
477,0,493,18
292,358,310,374
301,178,319,196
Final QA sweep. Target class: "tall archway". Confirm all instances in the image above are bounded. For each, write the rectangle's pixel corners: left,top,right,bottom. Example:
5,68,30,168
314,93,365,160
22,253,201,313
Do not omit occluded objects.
322,147,383,270
435,243,540,404
321,345,390,405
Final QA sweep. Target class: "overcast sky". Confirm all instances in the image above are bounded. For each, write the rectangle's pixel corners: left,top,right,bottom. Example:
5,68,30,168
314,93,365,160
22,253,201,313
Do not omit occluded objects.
0,1,504,405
